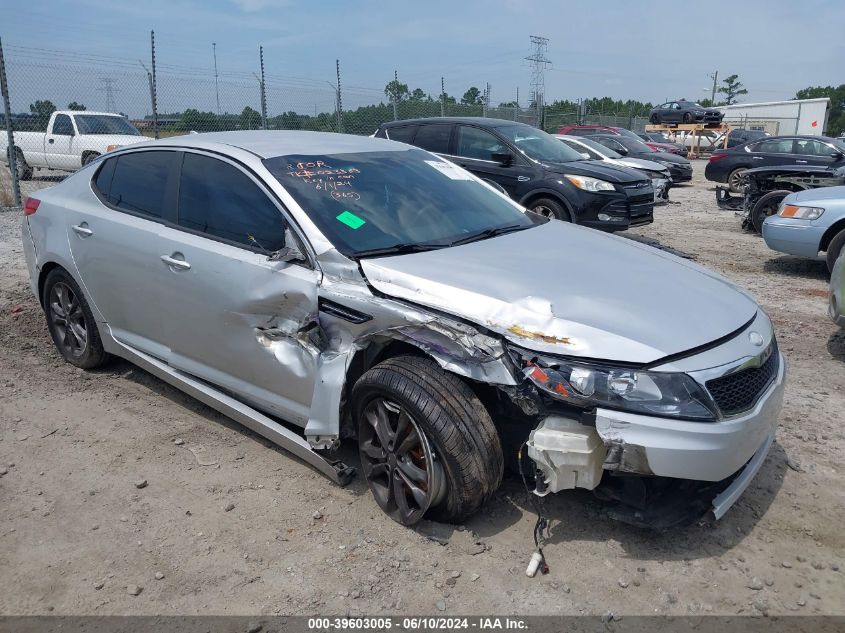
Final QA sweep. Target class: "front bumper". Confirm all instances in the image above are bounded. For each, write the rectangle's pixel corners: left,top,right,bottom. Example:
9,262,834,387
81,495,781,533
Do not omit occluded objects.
762,217,825,259
594,352,785,482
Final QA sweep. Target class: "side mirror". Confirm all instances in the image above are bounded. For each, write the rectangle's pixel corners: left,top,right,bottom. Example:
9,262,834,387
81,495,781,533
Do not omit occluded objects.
268,228,307,264
491,151,513,167
831,151,844,160
616,146,629,156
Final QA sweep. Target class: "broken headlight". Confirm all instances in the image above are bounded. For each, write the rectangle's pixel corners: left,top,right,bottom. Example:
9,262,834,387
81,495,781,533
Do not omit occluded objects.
513,349,717,421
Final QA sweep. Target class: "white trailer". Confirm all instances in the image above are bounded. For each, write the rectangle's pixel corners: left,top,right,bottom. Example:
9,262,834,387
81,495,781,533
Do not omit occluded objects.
717,98,831,136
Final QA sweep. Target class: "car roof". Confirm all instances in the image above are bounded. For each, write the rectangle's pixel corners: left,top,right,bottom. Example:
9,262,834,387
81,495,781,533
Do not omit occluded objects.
126,130,409,159
379,116,523,129
751,134,838,142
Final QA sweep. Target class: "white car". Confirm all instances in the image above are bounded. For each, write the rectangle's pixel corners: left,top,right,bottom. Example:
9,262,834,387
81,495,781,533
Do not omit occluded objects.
556,134,672,201
2,110,146,180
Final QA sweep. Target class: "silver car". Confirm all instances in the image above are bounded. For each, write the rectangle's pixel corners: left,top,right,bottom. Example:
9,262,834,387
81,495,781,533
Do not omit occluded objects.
556,134,672,202
21,131,785,527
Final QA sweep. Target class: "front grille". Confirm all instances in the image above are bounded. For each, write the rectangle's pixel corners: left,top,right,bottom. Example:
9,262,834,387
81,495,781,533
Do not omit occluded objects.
706,343,779,417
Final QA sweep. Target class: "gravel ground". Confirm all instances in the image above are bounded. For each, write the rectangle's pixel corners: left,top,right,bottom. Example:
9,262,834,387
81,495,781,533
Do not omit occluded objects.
0,163,843,617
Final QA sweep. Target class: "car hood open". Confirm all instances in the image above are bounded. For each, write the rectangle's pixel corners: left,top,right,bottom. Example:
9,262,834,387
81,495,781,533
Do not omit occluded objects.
360,221,757,364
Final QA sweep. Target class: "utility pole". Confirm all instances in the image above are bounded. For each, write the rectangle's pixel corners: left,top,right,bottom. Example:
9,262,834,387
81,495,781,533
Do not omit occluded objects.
0,36,22,206
482,82,490,118
335,59,343,133
259,46,267,130
213,42,220,115
709,70,718,104
150,30,159,139
525,35,551,128
440,76,445,117
392,69,398,121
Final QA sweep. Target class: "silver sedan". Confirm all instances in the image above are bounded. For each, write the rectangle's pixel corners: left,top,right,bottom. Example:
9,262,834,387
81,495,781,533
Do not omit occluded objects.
21,131,784,527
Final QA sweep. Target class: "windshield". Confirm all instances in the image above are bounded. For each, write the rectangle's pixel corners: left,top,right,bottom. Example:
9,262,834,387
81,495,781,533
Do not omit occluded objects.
686,103,704,109
263,149,537,257
574,136,622,159
495,125,585,163
616,137,655,153
74,115,141,136
615,128,641,140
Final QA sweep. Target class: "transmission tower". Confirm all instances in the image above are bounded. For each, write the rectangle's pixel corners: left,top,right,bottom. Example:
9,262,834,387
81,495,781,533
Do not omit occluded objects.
98,77,119,112
525,35,551,124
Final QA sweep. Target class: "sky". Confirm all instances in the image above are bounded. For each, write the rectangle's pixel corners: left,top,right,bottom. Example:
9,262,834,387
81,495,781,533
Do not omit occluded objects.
2,0,843,117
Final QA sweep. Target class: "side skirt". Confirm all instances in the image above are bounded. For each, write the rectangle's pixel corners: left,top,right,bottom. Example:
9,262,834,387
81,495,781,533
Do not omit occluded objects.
111,339,355,486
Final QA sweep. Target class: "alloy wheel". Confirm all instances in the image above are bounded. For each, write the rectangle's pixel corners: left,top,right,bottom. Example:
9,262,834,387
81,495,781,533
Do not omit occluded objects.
49,282,88,358
359,397,445,525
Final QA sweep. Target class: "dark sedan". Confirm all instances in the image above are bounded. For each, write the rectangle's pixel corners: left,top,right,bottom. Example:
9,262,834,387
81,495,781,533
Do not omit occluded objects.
639,132,689,157
705,135,845,192
650,100,723,125
591,134,693,182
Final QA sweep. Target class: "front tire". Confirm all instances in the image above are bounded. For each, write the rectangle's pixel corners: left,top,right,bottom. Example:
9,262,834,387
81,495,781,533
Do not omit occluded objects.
352,355,503,526
650,114,659,124
82,152,100,166
42,268,108,369
528,197,570,222
751,190,791,234
682,112,693,123
826,228,845,273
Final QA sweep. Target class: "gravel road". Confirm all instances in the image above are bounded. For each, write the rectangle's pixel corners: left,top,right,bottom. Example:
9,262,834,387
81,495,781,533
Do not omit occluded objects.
0,163,843,617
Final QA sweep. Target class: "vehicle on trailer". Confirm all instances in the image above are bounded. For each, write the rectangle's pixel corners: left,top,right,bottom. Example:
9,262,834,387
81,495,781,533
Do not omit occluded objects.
716,164,845,234
22,131,784,528
591,134,693,182
649,100,724,125
376,117,655,231
555,134,672,202
557,124,687,156
830,250,845,329
762,185,845,272
705,135,845,193
1,111,145,180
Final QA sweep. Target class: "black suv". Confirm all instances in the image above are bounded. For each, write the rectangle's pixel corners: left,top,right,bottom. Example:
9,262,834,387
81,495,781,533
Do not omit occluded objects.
374,117,654,231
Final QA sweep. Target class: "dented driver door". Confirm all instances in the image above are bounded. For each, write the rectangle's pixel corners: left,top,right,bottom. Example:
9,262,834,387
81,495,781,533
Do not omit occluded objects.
155,151,322,427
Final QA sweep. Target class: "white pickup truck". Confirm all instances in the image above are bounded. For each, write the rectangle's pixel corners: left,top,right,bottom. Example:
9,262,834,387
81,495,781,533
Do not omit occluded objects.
2,110,146,180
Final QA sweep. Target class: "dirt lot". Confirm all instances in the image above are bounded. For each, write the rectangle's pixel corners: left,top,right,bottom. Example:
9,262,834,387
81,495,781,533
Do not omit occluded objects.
0,163,843,617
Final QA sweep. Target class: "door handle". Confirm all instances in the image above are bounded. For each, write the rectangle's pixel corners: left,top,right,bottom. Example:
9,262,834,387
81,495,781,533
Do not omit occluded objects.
795,159,808,164
752,156,763,160
48,138,54,144
71,224,93,237
161,254,191,270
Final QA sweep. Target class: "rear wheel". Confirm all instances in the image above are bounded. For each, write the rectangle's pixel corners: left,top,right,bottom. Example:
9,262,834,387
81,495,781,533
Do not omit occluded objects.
751,190,792,234
352,355,503,525
528,197,570,222
9,148,33,181
682,112,693,123
727,168,747,193
650,113,659,124
826,229,845,273
42,268,108,369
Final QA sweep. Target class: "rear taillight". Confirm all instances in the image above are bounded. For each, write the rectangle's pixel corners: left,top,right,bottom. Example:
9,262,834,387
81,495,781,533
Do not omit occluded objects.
23,197,40,216
708,153,729,163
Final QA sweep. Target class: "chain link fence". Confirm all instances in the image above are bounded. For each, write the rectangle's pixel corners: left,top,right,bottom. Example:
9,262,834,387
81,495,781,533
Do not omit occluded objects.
1,33,648,207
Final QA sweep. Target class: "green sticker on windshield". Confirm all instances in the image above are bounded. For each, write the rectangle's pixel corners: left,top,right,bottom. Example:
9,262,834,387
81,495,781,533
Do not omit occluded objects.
336,210,366,230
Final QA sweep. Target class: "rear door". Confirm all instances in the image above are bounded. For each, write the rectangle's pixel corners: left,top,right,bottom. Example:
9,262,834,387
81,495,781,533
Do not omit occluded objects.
46,114,77,170
792,139,841,168
750,138,798,167
449,124,529,196
156,150,321,424
67,149,177,358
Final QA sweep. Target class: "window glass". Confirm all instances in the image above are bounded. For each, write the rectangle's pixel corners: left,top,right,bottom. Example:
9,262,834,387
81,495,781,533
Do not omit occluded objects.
75,115,141,136
263,149,536,258
571,136,622,159
108,151,176,219
385,125,418,143
52,114,73,136
496,124,584,163
756,139,794,154
412,124,452,153
93,157,116,197
455,126,507,160
593,137,627,153
178,153,286,252
794,139,829,156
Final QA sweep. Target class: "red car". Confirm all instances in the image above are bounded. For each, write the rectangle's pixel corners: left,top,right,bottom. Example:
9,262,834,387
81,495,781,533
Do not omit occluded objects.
556,124,688,157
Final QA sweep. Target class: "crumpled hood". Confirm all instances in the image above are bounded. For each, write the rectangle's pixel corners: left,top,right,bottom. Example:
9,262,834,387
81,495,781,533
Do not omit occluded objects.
361,221,758,364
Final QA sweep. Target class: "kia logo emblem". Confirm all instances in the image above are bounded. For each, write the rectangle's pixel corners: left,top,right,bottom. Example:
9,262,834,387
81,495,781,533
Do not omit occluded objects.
748,331,764,347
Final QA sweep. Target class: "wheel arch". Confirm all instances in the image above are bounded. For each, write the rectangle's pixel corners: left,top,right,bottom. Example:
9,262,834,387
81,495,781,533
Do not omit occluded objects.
519,190,575,221
820,218,845,253
37,261,66,307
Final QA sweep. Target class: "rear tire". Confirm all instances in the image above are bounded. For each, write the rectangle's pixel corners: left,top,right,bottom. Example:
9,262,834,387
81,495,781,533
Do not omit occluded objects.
352,355,503,525
727,168,747,193
751,190,791,234
528,197,570,222
826,229,845,273
10,148,33,181
682,112,693,123
42,268,109,369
